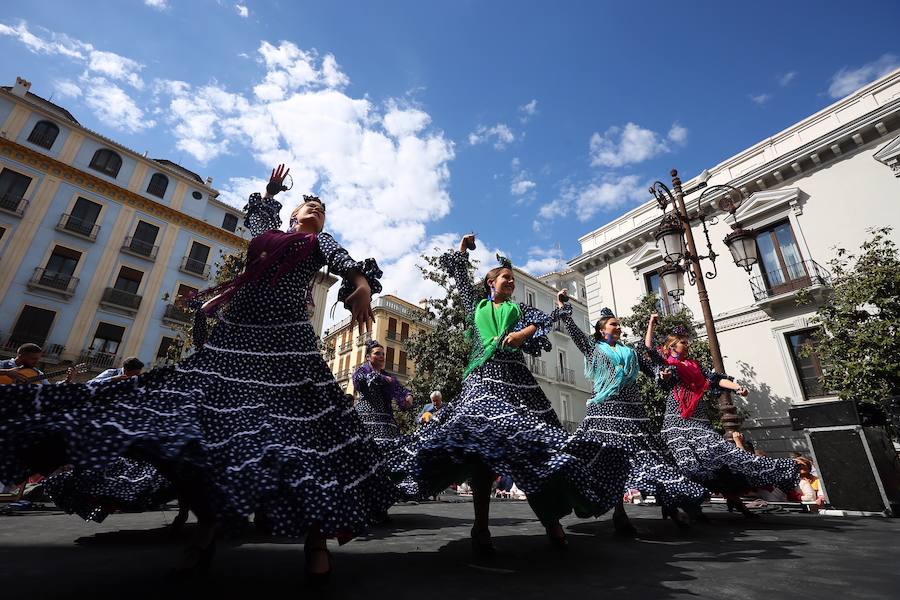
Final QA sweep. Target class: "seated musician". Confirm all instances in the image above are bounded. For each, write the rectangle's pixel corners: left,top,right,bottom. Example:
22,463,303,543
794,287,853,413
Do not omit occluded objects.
87,356,144,386
0,343,76,384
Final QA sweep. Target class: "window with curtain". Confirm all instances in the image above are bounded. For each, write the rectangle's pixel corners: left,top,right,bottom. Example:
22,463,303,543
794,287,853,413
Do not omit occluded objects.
755,221,808,294
786,328,829,400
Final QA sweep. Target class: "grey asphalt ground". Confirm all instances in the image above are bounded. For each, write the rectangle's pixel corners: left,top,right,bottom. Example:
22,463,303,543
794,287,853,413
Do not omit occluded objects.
1,499,898,599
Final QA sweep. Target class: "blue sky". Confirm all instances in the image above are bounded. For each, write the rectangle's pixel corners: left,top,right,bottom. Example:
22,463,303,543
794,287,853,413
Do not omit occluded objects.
2,0,899,314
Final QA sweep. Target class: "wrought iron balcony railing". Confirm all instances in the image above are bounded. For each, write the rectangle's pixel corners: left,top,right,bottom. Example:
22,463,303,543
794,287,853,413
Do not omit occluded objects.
101,287,142,311
58,213,100,240
180,256,210,277
28,268,79,296
0,193,28,216
749,260,831,302
555,366,575,385
122,236,159,260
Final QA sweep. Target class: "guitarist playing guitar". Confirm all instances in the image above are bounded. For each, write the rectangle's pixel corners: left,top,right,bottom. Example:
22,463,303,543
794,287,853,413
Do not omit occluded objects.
0,343,84,385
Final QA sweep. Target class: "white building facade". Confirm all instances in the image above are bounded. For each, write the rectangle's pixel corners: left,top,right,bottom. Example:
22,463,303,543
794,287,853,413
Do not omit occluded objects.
513,266,595,431
570,69,900,456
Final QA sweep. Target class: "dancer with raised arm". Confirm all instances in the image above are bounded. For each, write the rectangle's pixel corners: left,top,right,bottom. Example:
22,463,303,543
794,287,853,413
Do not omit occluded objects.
654,323,799,517
407,234,626,555
0,164,395,583
555,293,708,534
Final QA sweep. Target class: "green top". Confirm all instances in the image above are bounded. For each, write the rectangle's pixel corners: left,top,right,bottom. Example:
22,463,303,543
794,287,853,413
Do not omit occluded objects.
463,298,523,378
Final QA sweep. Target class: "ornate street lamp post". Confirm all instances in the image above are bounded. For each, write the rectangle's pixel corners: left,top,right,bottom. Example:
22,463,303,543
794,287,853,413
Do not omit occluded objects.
649,169,758,433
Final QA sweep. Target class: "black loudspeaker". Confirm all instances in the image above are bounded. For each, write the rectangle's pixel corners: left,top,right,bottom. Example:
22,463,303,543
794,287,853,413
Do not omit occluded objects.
807,426,900,514
789,401,859,430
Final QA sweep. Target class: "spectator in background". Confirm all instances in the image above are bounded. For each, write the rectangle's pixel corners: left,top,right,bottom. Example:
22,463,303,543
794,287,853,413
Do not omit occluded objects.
791,457,826,506
417,390,444,424
87,357,144,386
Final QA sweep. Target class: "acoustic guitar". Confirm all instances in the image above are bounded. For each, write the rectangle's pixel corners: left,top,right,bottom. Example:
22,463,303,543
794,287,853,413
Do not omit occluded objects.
0,363,88,385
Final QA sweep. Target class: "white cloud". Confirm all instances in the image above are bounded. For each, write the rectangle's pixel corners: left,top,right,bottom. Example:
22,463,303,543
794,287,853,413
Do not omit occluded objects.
589,122,686,168
253,41,349,100
522,245,566,276
468,123,515,150
749,93,772,105
383,103,431,138
53,79,82,99
828,54,899,99
0,20,144,89
235,4,249,18
511,179,536,196
145,0,170,10
238,52,250,59
537,175,646,224
667,122,688,144
779,71,796,86
81,76,154,133
519,99,538,123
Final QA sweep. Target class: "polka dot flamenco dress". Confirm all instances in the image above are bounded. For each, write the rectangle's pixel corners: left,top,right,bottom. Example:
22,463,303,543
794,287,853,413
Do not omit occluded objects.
0,193,396,540
405,250,628,522
352,362,422,500
557,307,708,511
658,360,799,495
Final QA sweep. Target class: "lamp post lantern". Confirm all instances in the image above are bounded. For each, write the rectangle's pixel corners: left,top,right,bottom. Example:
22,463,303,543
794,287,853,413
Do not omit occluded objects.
649,169,756,433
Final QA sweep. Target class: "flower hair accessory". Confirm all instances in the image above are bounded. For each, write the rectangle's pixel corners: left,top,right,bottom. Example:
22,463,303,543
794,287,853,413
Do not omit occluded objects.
365,339,382,353
496,253,513,269
670,324,690,337
303,194,325,210
599,307,615,318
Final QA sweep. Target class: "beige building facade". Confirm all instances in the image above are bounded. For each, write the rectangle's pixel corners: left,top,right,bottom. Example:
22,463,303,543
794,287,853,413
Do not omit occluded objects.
0,76,333,375
570,69,900,456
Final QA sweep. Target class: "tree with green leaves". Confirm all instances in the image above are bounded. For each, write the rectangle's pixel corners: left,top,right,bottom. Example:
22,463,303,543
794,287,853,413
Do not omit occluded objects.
796,227,900,412
619,294,722,430
402,250,475,432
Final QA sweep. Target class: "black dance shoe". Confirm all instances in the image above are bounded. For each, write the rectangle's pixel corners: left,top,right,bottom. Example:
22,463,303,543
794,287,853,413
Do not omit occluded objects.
661,506,691,529
304,545,333,587
545,524,569,549
470,526,497,557
726,498,760,519
612,511,638,537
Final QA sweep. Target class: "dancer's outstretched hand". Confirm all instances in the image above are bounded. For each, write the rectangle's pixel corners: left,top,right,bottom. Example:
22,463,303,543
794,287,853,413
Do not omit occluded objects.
502,331,527,348
736,386,749,397
556,289,569,307
649,313,660,326
265,164,290,197
346,280,374,335
459,234,476,253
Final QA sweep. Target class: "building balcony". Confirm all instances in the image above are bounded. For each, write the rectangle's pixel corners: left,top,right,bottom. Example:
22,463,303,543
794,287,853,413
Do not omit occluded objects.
57,214,100,241
122,236,159,260
335,368,350,382
339,341,353,354
162,303,192,324
356,332,372,346
750,260,831,315
386,330,399,341
561,420,580,434
555,366,575,385
100,287,142,314
79,349,118,371
180,256,210,278
27,268,79,298
529,357,547,377
0,331,64,361
0,193,28,217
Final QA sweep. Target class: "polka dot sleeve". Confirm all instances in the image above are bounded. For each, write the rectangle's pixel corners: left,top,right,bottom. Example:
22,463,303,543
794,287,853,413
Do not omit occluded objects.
317,232,384,306
514,303,553,356
243,192,283,236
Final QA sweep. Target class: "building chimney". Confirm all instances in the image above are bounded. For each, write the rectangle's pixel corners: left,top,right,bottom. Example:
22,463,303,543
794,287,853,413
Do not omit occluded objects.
206,176,214,186
12,77,31,98
142,150,149,158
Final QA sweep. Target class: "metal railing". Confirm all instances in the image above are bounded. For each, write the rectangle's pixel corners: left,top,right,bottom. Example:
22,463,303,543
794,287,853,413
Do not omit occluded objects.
28,268,79,295
339,342,353,354
335,369,350,381
386,330,399,341
561,420,580,433
356,333,372,346
79,349,118,370
555,366,575,385
163,304,192,323
101,287,142,311
749,260,831,302
58,213,100,240
181,256,210,277
122,236,159,259
0,193,28,216
529,357,547,377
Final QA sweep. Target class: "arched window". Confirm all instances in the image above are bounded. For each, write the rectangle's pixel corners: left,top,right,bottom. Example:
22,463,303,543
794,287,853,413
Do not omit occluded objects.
146,173,169,198
89,149,122,178
27,121,60,149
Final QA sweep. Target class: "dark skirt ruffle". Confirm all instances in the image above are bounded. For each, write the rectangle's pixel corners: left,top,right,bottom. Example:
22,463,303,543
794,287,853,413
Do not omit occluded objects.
42,458,175,523
661,397,799,494
405,357,627,522
568,386,709,509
